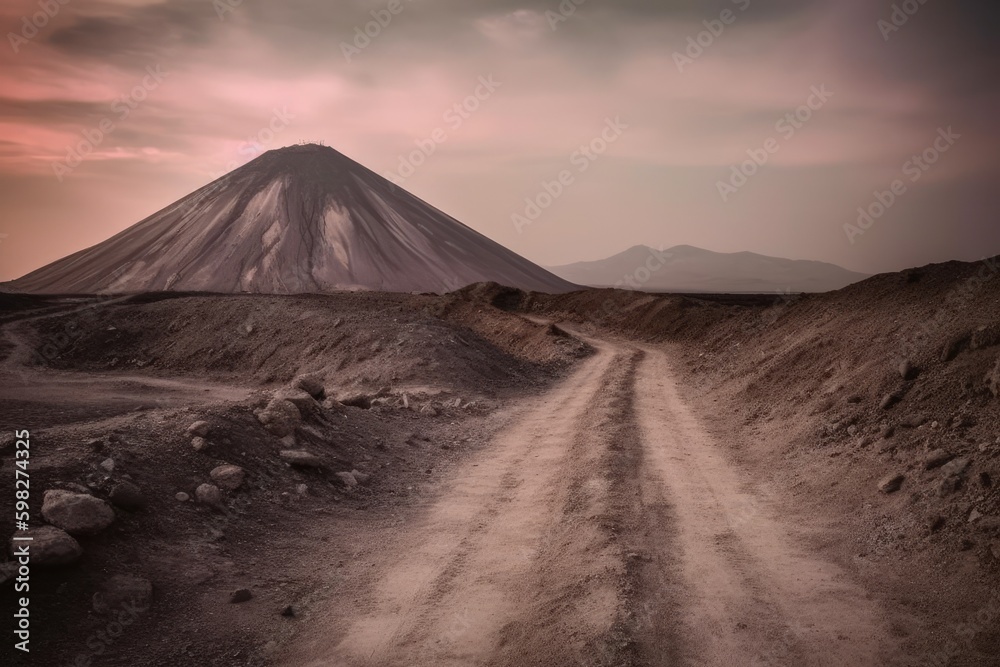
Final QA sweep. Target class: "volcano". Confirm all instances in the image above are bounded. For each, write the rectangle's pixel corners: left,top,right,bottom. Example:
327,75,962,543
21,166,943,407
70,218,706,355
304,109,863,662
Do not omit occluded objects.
7,144,576,295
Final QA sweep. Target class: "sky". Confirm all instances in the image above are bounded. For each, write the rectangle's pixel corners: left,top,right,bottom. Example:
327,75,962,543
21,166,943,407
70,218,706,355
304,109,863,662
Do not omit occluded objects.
1,0,999,281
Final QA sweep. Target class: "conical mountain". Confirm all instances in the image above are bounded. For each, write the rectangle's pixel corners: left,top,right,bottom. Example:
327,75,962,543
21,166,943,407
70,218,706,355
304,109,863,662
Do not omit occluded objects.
8,144,576,295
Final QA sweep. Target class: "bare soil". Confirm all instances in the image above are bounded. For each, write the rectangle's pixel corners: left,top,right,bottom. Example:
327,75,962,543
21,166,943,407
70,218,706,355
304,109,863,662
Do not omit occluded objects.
2,258,999,666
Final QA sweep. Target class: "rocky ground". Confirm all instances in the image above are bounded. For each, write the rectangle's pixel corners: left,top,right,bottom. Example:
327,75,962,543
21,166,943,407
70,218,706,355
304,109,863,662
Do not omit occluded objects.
1,257,999,666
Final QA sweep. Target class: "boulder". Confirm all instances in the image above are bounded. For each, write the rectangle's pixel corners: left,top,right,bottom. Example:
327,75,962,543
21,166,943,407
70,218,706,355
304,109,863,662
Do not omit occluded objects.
10,526,83,565
195,483,224,507
109,481,146,510
41,490,115,536
210,465,246,491
279,450,323,468
186,421,211,438
294,375,326,400
256,398,301,438
93,575,153,614
878,474,905,494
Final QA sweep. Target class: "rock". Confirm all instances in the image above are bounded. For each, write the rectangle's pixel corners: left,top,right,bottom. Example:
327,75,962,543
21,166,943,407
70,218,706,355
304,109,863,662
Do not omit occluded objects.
279,450,323,468
335,471,358,488
296,484,309,496
880,393,901,410
281,605,296,617
900,414,928,429
899,360,919,381
321,397,344,410
87,438,105,452
109,481,146,510
191,436,209,452
969,509,983,523
41,490,115,536
339,393,372,410
880,424,895,439
987,358,1000,399
924,450,954,470
186,421,211,437
10,526,82,565
93,575,153,614
195,483,224,507
280,434,297,447
99,458,115,473
940,457,971,478
294,374,326,400
878,474,905,494
941,333,970,362
420,404,439,417
210,465,245,491
230,588,253,604
175,492,190,502
351,469,371,485
847,425,858,437
256,398,301,437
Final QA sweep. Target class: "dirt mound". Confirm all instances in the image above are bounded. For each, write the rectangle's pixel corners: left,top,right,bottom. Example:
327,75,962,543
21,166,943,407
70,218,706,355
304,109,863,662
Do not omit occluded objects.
20,291,589,398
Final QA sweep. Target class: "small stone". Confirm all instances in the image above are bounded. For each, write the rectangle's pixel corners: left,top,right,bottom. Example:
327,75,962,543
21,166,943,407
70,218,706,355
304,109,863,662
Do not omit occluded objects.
880,393,901,410
99,458,115,473
351,470,371,485
420,404,439,417
195,483,224,507
279,450,324,468
175,492,190,502
41,490,115,536
109,481,146,510
924,450,954,470
878,474,905,494
93,575,153,614
281,605,296,617
880,424,895,439
899,360,919,381
210,465,245,491
295,484,309,496
230,588,253,604
191,436,209,452
10,526,82,566
87,439,105,452
847,425,858,437
335,472,358,488
969,509,983,523
186,421,211,438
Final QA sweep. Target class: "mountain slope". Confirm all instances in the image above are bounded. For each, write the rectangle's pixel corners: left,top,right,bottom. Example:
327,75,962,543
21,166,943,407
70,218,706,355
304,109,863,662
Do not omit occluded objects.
6,144,576,295
547,244,868,293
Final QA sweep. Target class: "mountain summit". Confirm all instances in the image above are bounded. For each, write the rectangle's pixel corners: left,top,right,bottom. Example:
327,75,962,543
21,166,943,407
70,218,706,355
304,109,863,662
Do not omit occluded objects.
8,144,576,295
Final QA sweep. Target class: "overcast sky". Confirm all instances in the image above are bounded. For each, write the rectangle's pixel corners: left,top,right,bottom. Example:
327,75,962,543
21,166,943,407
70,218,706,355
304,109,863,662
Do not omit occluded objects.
1,0,998,281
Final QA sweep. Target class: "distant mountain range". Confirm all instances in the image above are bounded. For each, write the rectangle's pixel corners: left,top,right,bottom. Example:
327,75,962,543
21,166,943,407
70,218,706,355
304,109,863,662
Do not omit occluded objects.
5,144,575,295
546,245,868,293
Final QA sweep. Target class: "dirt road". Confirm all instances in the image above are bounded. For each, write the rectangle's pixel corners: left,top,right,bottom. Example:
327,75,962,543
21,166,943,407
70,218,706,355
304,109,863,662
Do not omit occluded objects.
280,332,899,666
